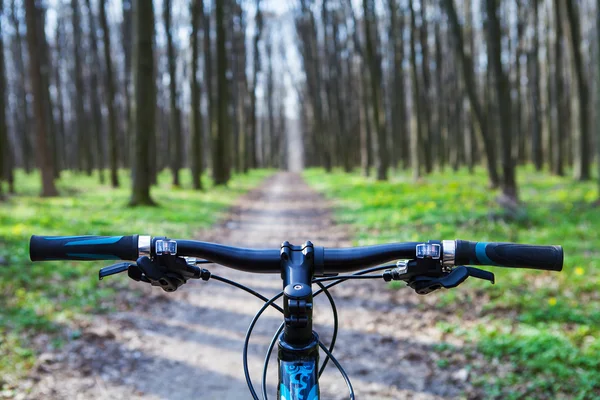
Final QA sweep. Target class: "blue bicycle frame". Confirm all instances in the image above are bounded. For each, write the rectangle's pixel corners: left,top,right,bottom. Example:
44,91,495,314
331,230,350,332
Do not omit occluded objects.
279,358,319,400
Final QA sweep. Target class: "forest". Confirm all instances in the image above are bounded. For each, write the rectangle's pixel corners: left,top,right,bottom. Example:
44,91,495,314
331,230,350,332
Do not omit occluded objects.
0,0,599,204
1,0,600,398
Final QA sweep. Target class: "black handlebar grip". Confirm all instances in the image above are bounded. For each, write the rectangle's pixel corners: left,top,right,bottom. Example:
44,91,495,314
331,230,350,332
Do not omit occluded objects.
30,235,139,262
455,240,563,271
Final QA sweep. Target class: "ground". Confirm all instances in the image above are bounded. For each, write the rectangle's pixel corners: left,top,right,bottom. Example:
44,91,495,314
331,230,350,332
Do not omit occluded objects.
16,172,480,400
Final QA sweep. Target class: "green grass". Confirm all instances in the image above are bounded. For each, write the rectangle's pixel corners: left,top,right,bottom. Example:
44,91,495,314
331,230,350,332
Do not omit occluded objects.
0,168,272,386
304,166,600,399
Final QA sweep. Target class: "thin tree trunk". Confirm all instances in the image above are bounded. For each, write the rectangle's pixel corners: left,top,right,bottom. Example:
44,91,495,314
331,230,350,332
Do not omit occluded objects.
553,0,564,176
564,0,591,180
531,1,542,170
10,0,33,174
249,0,262,169
441,0,499,187
25,0,58,196
99,0,119,187
213,0,229,185
486,0,518,201
418,0,433,173
71,0,91,174
164,0,182,187
0,0,6,198
85,0,105,183
54,16,66,175
409,0,422,180
597,0,600,199
122,0,133,169
129,0,156,206
363,0,388,180
388,0,408,171
190,0,204,190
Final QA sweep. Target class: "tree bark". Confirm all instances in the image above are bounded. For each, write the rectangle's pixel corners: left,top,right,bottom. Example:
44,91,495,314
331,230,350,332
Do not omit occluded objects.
486,0,518,201
530,1,542,171
387,0,407,171
25,0,58,196
564,0,590,180
122,0,133,169
71,0,91,174
441,0,499,187
212,0,230,185
129,0,156,206
9,0,33,174
597,0,600,198
99,0,120,187
0,0,6,198
409,0,422,180
190,0,204,190
552,0,564,176
363,0,388,180
164,0,183,187
85,0,106,183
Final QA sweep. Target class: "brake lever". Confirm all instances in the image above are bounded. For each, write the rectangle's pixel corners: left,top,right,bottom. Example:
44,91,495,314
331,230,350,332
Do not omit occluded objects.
409,266,495,295
99,262,135,280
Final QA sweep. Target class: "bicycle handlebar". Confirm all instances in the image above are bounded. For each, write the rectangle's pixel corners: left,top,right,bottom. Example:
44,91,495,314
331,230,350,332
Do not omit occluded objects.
454,240,563,271
30,235,141,261
29,235,564,273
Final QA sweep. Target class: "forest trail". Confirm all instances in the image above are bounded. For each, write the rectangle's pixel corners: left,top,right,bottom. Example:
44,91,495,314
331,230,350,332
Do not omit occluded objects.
22,172,474,400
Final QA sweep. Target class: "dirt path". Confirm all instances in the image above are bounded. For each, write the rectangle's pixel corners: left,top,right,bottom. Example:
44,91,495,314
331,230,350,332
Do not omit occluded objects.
22,172,476,399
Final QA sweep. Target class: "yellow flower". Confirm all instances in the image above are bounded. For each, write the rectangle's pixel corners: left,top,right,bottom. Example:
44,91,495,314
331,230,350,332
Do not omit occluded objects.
548,297,557,306
575,267,584,276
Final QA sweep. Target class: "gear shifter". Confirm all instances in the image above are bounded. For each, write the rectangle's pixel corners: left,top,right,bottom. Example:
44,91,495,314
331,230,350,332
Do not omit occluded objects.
408,266,494,295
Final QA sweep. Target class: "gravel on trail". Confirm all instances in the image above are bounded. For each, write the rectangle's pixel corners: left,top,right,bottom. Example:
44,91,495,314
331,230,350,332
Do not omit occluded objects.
19,172,481,400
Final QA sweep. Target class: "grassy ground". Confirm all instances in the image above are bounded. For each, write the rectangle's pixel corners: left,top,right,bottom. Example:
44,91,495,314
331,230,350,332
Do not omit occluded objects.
0,168,272,387
304,167,600,399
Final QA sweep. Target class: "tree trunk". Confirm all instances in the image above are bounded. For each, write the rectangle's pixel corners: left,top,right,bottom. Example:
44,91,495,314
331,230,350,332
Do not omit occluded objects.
71,0,91,174
564,0,590,180
99,0,119,187
85,0,105,184
418,0,433,173
387,0,408,171
249,0,262,169
25,0,58,196
122,0,133,169
363,0,388,180
0,0,6,198
190,0,204,190
597,0,600,198
36,3,57,180
552,0,564,176
213,0,230,185
265,33,275,167
10,0,33,174
441,0,499,187
531,1,542,171
164,0,183,187
129,0,156,206
54,16,66,175
409,0,422,180
486,0,518,201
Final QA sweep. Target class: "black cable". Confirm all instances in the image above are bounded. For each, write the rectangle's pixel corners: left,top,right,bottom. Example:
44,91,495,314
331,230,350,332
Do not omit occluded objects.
210,274,284,314
314,281,338,377
312,274,384,283
260,282,339,399
261,322,284,400
244,292,284,400
318,341,355,399
313,264,395,297
226,264,395,399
